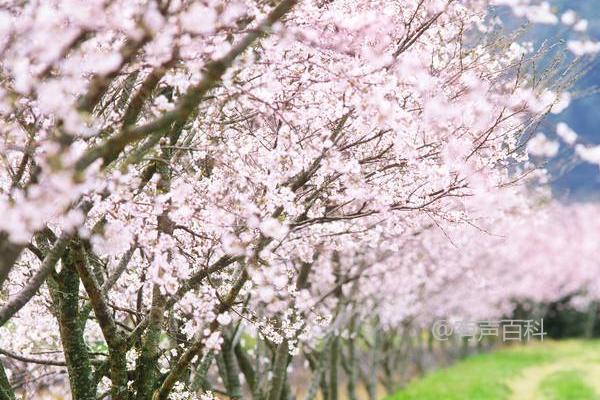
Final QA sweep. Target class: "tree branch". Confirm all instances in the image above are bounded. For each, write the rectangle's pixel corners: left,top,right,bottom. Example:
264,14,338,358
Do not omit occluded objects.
0,232,71,327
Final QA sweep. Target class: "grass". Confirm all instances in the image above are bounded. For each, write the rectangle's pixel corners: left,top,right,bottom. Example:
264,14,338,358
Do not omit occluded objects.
540,370,597,400
387,340,600,400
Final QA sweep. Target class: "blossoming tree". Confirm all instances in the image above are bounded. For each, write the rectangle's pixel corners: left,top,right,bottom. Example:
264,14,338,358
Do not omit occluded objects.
0,0,589,399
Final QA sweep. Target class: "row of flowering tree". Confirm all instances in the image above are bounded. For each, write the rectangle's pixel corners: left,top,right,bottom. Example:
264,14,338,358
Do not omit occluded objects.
0,0,596,399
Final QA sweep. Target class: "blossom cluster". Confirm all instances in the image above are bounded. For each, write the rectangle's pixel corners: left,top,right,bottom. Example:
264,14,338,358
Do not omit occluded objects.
0,0,595,398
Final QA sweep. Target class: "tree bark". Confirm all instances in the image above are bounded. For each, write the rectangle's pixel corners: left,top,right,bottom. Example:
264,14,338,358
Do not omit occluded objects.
329,336,339,400
48,247,96,400
234,342,256,395
0,234,24,290
0,232,70,326
76,245,129,400
0,360,15,400
267,340,289,400
135,285,165,400
219,332,242,399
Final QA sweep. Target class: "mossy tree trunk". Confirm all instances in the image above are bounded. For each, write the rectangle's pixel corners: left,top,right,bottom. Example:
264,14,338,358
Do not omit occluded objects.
49,246,96,400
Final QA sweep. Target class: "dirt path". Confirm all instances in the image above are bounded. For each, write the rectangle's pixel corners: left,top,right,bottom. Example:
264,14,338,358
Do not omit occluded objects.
507,351,600,399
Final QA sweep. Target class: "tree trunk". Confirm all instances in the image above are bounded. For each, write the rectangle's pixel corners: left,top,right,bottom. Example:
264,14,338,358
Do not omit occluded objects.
329,335,339,400
0,360,15,400
585,301,598,339
51,248,96,400
135,285,165,400
267,340,289,400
